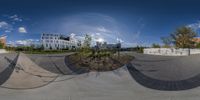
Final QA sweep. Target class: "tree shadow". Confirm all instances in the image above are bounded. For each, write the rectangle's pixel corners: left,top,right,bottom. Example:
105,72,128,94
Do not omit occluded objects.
0,54,19,85
127,63,200,91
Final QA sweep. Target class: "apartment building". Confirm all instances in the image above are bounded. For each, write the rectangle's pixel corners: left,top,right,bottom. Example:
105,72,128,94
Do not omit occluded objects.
41,33,78,50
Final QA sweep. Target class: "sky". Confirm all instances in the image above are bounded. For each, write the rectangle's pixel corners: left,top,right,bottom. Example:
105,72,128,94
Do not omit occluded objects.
1,0,200,47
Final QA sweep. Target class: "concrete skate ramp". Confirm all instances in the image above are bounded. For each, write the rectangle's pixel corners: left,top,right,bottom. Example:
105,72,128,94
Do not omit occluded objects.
1,53,58,89
127,52,200,91
27,53,74,75
0,53,18,85
0,53,18,73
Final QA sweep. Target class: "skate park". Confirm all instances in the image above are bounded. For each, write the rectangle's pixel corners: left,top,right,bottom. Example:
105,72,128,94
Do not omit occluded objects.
0,52,200,100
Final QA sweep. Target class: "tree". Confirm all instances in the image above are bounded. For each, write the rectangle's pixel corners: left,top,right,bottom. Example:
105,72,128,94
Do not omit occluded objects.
152,43,160,48
83,34,92,48
0,42,3,49
196,43,200,48
161,36,172,48
40,44,44,50
170,26,197,48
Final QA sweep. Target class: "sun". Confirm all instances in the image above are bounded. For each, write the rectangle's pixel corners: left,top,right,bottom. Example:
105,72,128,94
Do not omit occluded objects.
96,38,104,43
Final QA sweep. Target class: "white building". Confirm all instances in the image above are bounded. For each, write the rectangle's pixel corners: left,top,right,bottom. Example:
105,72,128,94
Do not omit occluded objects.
41,33,78,50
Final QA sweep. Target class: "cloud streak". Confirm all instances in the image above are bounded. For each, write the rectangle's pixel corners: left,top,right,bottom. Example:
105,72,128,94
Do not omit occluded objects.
187,21,200,30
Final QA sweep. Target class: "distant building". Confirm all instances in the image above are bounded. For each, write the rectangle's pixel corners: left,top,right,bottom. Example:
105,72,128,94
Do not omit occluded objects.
0,35,6,48
41,33,79,50
192,37,200,43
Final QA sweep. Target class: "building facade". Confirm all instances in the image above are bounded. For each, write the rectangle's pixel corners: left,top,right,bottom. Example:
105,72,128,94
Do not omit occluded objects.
41,33,78,50
0,35,6,48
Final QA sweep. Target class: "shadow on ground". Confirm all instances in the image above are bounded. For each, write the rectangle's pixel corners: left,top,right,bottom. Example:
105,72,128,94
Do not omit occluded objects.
127,63,200,91
0,54,19,85
27,54,75,75
64,55,90,74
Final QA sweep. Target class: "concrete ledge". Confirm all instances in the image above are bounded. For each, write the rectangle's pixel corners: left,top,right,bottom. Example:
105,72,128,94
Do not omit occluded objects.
0,49,7,53
144,48,200,56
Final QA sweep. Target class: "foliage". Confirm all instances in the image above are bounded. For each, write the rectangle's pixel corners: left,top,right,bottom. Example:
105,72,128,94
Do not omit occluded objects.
5,46,73,54
0,42,3,49
83,34,92,48
196,43,200,48
161,36,172,48
170,26,197,48
135,45,144,53
152,43,160,48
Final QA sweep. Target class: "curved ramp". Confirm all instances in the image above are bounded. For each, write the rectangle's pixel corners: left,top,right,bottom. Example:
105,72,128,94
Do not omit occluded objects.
127,63,200,91
0,53,19,85
1,53,58,89
27,53,74,75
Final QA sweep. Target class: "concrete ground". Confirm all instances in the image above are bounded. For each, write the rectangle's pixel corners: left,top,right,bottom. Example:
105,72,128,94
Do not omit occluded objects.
0,52,199,100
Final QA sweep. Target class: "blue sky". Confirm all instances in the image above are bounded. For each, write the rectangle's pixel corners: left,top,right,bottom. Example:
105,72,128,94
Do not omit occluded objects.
1,0,200,47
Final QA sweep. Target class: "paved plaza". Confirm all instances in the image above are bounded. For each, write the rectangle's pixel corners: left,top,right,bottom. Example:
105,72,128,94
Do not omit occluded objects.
0,52,200,100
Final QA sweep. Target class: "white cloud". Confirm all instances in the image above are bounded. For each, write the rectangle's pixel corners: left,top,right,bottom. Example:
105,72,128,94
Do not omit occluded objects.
8,39,39,47
5,30,11,33
18,27,27,33
117,38,124,43
10,14,23,22
187,21,200,30
96,26,111,33
0,21,13,32
0,21,8,28
16,40,30,45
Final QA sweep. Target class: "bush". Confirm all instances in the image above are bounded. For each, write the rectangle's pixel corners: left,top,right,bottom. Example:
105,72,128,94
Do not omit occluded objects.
196,43,200,48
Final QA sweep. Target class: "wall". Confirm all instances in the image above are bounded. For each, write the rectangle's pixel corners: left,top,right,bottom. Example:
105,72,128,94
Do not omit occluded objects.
143,48,200,56
0,49,7,53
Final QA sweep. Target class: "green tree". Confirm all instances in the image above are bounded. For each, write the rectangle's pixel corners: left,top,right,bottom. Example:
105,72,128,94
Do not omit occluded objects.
196,43,200,48
83,34,92,48
152,43,160,48
170,26,197,48
0,42,3,49
161,36,172,48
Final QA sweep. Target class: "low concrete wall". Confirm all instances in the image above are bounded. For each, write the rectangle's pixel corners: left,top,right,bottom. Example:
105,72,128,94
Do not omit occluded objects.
143,48,200,56
0,49,7,53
